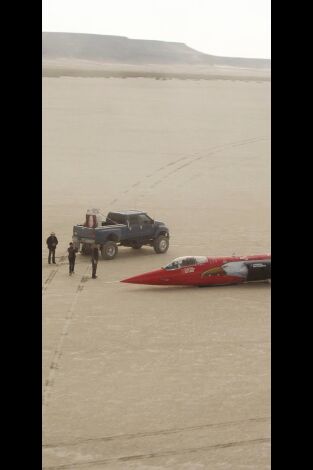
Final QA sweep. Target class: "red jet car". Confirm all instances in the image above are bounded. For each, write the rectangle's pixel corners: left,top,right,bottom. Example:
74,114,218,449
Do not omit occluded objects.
121,254,271,287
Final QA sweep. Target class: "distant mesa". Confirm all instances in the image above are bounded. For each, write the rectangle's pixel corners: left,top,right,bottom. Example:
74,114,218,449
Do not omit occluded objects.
42,32,270,69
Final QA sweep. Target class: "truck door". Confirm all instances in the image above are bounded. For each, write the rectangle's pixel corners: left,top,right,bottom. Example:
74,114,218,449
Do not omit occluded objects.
137,213,155,240
128,215,142,240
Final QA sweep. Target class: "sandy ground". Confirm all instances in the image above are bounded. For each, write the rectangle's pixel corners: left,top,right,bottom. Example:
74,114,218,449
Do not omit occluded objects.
42,76,271,469
43,59,271,81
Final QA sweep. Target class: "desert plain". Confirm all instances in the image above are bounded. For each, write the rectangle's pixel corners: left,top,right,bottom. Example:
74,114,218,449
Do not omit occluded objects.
43,70,271,469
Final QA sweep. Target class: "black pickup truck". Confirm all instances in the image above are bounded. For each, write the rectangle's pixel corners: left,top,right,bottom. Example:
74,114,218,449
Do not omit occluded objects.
72,210,170,260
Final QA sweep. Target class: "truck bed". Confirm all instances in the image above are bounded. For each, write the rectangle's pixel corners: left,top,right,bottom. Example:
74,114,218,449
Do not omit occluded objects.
73,224,126,242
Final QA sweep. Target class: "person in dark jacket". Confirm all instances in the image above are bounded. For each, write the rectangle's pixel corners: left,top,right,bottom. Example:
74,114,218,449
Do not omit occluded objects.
91,245,99,279
46,232,58,264
67,242,76,275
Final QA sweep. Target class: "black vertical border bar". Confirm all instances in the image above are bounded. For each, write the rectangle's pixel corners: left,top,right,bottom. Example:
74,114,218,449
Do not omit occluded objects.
271,1,307,467
3,0,43,467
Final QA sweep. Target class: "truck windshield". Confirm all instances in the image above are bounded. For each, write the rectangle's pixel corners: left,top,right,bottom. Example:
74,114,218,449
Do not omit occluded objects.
164,256,207,270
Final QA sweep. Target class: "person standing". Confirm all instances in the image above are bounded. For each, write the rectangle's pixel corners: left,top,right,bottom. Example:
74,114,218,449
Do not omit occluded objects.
67,242,76,275
46,232,58,264
91,245,99,279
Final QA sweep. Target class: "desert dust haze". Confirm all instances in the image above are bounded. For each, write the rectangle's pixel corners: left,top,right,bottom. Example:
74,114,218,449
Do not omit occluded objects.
43,65,270,469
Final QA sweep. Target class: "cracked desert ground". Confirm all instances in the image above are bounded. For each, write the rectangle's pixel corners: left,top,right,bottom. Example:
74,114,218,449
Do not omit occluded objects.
43,75,271,469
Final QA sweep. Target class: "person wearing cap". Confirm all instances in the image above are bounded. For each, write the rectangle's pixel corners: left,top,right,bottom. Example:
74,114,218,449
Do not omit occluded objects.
67,242,77,275
46,232,58,264
91,244,99,279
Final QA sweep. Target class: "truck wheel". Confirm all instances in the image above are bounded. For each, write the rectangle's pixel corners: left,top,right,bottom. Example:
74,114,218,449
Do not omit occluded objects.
132,242,143,249
153,235,169,254
101,241,118,260
81,243,91,255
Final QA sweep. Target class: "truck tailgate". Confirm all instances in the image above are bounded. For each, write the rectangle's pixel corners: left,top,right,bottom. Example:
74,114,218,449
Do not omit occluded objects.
73,226,96,241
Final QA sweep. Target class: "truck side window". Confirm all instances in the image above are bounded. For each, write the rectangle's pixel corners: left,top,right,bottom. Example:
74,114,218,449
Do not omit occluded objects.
138,214,152,224
129,215,140,225
107,213,126,225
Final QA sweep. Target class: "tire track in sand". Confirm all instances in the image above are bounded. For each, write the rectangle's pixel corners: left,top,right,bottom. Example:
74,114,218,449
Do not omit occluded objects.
108,136,269,201
42,255,67,293
43,264,91,409
44,416,270,448
149,136,269,189
43,437,270,469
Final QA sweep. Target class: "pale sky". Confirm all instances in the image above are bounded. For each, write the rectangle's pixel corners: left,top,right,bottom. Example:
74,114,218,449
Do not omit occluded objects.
42,0,271,59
